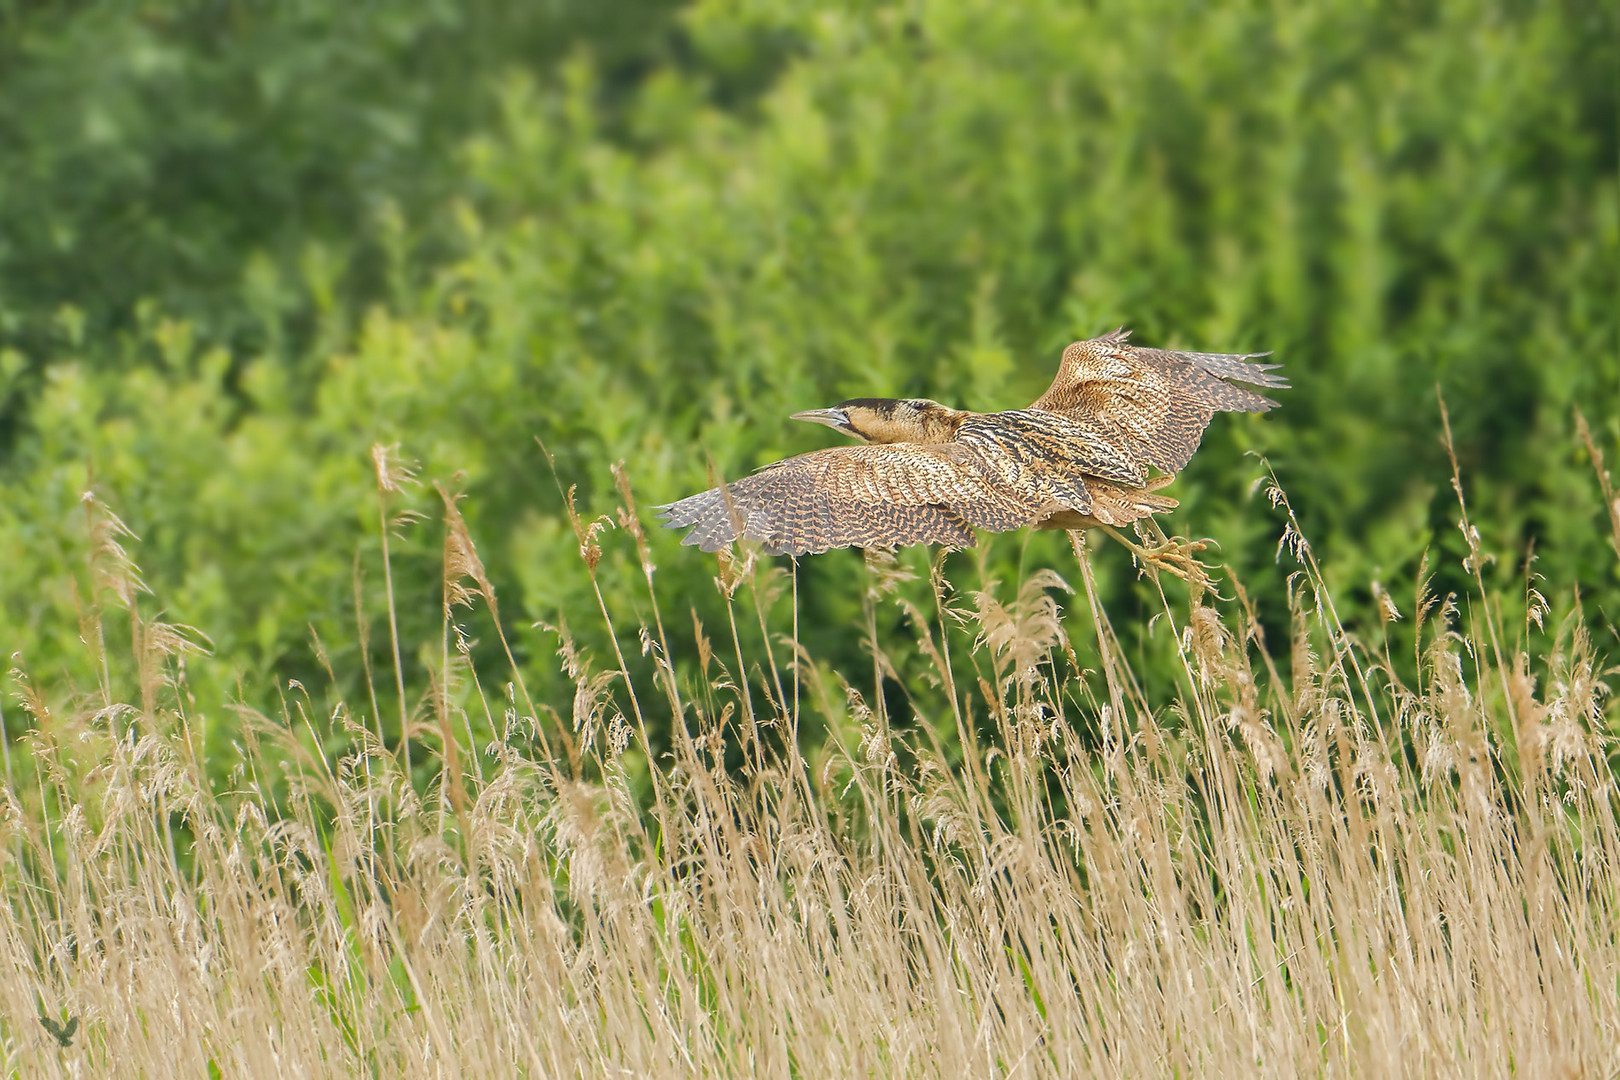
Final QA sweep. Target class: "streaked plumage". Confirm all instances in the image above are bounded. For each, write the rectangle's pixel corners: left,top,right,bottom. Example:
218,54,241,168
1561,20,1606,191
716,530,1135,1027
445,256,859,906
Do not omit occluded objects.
660,329,1284,556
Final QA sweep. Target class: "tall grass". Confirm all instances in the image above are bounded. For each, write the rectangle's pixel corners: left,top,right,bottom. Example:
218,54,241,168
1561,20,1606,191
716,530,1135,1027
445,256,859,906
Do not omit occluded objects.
2,445,1617,1077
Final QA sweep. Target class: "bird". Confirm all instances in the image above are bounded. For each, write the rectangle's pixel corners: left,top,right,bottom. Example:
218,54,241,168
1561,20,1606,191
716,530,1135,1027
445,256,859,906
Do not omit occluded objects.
658,329,1284,564
39,1013,78,1049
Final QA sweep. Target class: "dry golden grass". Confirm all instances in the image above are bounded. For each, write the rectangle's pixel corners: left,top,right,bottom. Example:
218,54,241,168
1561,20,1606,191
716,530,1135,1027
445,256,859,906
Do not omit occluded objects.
2,449,1618,1078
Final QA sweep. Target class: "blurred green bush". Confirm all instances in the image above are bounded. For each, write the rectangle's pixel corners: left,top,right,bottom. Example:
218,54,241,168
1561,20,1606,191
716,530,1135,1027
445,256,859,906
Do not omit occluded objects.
0,0,1614,772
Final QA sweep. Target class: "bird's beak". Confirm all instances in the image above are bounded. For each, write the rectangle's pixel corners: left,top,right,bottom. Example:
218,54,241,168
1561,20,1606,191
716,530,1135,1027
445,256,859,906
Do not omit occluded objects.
790,407,851,433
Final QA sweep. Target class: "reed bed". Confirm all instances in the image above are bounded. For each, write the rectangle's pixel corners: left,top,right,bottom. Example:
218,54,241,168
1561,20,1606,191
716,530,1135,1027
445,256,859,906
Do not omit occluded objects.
1,452,1617,1078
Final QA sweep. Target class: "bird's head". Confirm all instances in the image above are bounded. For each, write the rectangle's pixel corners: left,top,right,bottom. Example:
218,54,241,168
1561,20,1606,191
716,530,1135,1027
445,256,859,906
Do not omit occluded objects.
790,398,966,445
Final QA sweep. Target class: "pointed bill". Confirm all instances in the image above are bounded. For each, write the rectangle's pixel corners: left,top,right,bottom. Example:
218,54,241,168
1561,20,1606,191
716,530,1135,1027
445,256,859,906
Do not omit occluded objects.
790,408,850,432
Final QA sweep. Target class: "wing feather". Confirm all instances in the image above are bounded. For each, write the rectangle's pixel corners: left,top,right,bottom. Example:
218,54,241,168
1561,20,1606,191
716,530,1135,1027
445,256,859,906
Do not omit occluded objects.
1030,329,1286,474
959,409,1146,488
658,442,1073,555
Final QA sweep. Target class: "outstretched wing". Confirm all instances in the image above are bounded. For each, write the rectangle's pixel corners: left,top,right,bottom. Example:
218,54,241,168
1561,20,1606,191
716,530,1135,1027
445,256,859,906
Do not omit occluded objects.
959,408,1149,489
1030,328,1285,475
658,441,1084,556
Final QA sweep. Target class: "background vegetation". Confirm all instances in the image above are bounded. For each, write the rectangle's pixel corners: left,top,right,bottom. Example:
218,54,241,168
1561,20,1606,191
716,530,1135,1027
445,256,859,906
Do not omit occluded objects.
4,468,1619,1075
1,0,1615,767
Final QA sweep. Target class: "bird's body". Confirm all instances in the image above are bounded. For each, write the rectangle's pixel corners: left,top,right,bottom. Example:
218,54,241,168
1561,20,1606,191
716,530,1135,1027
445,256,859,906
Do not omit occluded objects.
659,329,1284,556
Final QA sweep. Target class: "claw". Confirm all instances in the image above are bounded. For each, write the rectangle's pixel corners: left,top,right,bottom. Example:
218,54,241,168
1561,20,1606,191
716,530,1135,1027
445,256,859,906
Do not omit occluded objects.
1095,524,1215,585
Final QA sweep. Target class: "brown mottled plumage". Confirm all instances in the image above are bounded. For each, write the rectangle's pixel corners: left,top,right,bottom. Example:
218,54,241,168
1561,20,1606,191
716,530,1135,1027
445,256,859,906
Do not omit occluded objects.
659,329,1284,556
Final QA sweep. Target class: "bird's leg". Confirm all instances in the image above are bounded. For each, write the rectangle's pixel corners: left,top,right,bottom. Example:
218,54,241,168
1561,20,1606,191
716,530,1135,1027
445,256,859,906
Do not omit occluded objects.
1094,522,1213,584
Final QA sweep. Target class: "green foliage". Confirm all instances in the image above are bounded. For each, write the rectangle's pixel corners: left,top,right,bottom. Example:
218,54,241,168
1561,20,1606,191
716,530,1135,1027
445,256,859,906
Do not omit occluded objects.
0,0,686,411
0,0,1615,771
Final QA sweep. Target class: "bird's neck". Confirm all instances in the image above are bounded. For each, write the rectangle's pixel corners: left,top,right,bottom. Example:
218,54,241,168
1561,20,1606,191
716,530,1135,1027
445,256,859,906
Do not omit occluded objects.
861,407,969,445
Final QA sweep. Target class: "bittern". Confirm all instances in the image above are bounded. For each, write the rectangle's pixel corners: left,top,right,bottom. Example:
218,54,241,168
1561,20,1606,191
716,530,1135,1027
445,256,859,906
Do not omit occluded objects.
658,329,1284,566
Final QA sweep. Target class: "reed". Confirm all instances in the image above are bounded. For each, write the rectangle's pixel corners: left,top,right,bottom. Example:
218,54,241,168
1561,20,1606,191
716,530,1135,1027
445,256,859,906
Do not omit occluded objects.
1,453,1616,1078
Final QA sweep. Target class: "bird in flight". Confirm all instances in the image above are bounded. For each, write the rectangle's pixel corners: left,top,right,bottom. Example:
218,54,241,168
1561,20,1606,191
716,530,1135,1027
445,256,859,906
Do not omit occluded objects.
658,329,1284,565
